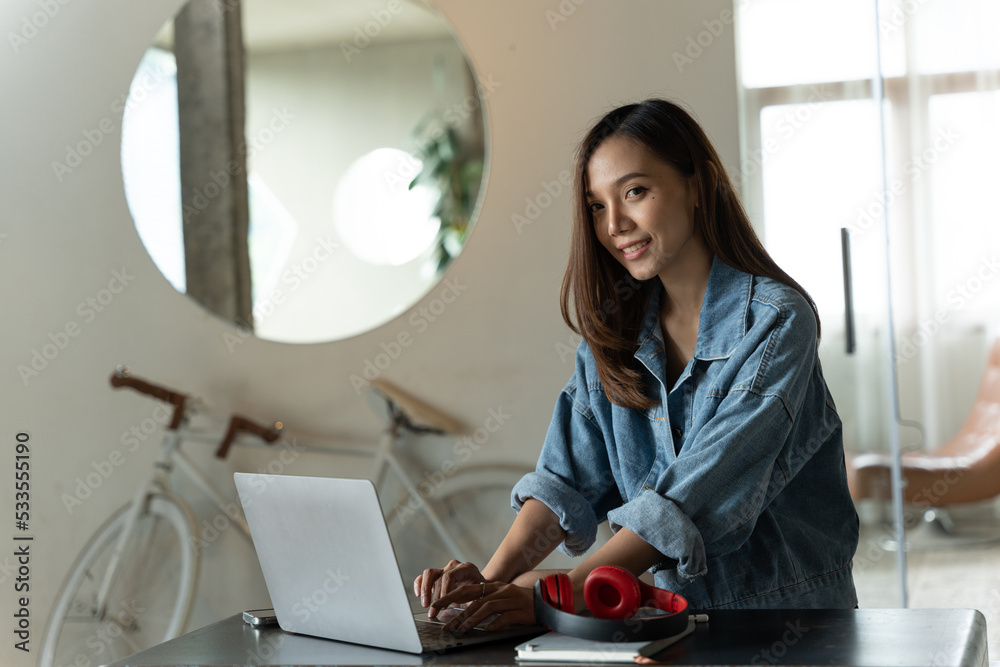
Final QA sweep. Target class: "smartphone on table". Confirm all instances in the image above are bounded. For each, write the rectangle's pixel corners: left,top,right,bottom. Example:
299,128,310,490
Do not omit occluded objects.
243,608,279,627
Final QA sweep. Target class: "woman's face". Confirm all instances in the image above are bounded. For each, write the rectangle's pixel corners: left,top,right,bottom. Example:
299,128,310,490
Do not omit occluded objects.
586,135,701,283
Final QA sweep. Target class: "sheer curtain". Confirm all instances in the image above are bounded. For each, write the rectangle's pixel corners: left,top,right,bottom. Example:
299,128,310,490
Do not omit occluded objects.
735,0,1000,612
735,0,1000,455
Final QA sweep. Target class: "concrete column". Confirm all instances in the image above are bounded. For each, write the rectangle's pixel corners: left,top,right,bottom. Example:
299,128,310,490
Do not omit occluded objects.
174,0,252,328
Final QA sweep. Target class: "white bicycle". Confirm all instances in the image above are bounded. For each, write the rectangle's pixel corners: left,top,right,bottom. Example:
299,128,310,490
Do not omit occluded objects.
40,367,531,667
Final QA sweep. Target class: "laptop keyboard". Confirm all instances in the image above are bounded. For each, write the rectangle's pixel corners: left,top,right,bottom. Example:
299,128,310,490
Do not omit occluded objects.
415,620,485,648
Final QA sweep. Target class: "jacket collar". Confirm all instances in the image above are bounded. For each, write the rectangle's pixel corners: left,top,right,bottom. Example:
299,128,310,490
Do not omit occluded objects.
635,256,752,366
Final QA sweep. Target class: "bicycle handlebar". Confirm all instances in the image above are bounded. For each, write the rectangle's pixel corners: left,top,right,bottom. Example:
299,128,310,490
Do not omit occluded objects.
110,366,187,430
215,415,283,459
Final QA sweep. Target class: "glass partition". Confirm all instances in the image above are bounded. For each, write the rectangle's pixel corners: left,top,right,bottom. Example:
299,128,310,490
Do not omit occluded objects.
736,0,1000,642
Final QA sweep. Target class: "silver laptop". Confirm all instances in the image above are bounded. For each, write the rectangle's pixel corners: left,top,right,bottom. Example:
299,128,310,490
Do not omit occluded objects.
233,473,540,654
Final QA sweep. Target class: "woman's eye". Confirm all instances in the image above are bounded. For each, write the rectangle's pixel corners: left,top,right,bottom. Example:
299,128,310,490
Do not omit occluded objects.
626,186,646,198
588,202,604,213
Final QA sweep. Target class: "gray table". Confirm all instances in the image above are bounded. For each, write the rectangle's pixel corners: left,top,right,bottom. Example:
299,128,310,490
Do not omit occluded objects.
102,608,989,666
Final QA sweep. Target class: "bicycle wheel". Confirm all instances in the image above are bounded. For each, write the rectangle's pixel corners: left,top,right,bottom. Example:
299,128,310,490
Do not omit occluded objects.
40,494,198,667
386,465,530,591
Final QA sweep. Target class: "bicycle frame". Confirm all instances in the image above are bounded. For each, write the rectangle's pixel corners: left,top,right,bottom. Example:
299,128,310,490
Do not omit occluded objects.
370,426,469,560
46,368,512,667
93,428,182,619
92,423,257,618
96,414,474,622
264,423,473,561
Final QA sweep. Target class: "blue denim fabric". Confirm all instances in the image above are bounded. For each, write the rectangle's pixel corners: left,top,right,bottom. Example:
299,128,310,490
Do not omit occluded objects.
512,258,859,610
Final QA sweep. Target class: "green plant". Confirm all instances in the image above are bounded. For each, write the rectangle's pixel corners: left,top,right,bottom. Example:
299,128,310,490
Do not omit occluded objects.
408,118,483,272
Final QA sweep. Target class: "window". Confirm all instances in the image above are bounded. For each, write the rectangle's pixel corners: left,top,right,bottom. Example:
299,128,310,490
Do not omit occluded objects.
736,0,1000,450
738,0,1000,329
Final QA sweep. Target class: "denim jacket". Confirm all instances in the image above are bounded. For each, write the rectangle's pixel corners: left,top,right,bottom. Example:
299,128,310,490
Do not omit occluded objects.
512,258,859,610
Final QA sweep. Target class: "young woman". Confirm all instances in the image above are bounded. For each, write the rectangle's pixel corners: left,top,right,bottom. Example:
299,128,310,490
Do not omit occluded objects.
416,98,859,632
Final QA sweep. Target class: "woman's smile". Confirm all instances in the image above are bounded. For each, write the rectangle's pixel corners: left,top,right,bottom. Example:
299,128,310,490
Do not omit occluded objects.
619,239,651,259
585,135,705,284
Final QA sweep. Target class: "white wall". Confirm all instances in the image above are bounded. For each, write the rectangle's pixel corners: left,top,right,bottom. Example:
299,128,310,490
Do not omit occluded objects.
0,1,739,665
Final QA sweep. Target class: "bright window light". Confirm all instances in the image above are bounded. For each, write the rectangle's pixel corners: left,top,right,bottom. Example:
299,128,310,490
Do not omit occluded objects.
759,99,883,319
121,49,185,292
737,0,880,88
331,148,440,266
120,47,298,307
928,90,1000,318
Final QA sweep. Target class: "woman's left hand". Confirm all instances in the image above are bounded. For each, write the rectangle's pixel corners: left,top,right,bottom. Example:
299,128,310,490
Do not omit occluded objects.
430,581,536,634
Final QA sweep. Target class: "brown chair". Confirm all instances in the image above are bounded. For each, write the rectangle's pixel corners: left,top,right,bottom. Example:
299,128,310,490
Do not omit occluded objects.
849,338,1000,508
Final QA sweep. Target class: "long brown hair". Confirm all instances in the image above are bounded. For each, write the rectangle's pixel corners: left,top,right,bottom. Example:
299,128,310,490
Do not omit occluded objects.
559,98,819,410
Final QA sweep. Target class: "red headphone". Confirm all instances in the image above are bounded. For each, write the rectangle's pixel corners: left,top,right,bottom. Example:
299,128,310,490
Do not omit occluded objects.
534,566,689,641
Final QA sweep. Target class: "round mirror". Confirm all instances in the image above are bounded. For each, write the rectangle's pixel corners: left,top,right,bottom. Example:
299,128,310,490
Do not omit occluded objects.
120,0,487,343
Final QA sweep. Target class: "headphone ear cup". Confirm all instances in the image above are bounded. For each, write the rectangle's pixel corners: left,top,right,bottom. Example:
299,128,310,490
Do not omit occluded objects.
541,573,574,613
583,566,641,620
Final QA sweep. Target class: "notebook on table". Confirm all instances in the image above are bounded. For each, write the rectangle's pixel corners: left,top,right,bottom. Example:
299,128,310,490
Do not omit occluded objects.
233,473,541,654
515,617,696,663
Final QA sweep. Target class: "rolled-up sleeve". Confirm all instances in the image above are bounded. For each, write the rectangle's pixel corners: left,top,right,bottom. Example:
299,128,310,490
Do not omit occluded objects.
511,350,622,556
510,470,597,556
608,303,827,585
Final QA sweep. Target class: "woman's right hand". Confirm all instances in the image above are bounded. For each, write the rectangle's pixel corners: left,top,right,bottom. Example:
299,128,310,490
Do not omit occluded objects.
414,560,486,618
